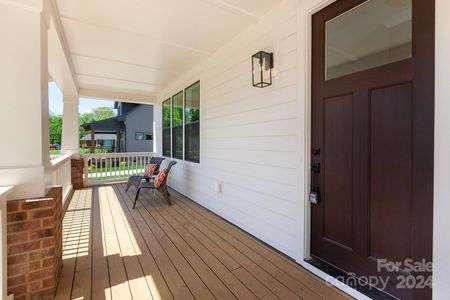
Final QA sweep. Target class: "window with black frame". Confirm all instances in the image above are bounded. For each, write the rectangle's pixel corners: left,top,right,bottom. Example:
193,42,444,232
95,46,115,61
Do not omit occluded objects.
135,132,144,140
162,99,171,157
185,81,200,163
172,91,184,160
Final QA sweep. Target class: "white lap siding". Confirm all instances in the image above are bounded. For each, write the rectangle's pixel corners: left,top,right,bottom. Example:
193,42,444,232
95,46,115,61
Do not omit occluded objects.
155,0,302,259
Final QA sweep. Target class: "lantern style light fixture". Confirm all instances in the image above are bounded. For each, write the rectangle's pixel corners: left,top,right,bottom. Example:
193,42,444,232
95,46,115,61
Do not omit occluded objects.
252,51,274,88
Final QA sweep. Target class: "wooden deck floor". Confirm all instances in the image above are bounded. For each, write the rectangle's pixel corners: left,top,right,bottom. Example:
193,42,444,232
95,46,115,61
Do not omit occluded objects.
54,183,350,300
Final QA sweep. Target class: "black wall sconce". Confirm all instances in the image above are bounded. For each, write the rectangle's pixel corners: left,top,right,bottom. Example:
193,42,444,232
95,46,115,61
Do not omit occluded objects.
252,51,274,88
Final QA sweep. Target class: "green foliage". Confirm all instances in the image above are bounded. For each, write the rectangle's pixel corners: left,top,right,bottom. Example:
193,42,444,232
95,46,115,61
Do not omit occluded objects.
92,107,115,121
50,148,108,155
79,112,94,140
79,148,108,154
79,112,95,124
172,106,183,126
50,150,61,155
186,108,200,123
49,115,63,145
163,101,171,128
49,106,117,149
78,107,116,140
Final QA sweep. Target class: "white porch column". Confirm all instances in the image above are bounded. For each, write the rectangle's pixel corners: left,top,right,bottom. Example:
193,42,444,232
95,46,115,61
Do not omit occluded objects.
61,94,80,158
0,0,51,199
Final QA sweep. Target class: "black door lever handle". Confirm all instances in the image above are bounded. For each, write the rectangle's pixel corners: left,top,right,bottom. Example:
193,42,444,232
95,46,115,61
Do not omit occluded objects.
310,162,320,204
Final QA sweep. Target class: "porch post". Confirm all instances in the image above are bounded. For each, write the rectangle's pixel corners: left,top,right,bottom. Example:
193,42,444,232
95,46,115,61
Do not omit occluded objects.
90,130,95,153
0,0,51,199
61,94,80,158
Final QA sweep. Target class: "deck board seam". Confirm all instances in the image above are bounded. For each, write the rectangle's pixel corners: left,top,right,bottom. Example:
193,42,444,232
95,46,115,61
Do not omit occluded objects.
115,184,197,299
136,187,284,300
136,187,247,299
166,188,320,299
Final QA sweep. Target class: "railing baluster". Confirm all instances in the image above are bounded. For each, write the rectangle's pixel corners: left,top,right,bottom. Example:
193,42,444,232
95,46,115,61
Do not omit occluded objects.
80,152,155,186
92,157,95,181
115,157,118,178
114,156,117,178
138,156,141,175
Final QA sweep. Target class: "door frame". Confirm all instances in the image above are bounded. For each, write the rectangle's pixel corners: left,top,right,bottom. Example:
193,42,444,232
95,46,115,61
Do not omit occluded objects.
296,0,362,296
296,0,435,298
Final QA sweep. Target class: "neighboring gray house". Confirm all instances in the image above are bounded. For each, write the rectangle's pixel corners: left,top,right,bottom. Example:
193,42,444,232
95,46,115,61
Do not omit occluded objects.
120,103,153,152
82,102,153,153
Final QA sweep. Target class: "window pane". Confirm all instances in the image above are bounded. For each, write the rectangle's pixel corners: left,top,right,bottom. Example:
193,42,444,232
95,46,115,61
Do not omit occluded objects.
135,132,144,140
172,91,183,159
162,99,171,157
326,0,412,80
185,82,200,163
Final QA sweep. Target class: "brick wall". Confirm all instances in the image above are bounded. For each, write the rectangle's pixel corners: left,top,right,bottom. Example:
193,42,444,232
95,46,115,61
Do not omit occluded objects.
71,159,83,189
7,187,63,300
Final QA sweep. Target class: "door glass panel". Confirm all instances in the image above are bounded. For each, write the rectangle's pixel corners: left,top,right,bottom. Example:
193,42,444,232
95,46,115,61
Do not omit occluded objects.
326,0,412,80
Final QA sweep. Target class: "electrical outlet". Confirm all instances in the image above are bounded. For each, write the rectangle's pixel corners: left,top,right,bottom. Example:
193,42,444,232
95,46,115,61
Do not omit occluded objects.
215,181,223,193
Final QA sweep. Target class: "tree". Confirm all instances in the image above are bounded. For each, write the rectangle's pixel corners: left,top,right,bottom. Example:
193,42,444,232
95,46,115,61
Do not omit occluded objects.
48,106,116,150
49,115,63,145
92,107,115,121
78,107,116,140
79,112,94,140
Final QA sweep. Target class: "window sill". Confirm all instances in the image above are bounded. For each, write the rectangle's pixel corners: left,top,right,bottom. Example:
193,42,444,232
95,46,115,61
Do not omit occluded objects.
162,156,201,168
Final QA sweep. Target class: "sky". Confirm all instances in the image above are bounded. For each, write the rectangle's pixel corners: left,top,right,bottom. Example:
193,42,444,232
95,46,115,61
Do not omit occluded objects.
48,82,116,115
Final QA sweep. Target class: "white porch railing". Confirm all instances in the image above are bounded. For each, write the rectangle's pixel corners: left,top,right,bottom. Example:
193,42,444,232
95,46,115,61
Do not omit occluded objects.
82,152,155,186
50,154,73,206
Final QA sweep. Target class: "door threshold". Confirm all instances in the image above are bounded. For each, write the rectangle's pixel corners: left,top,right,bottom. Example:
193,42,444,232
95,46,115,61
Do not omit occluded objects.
304,257,397,300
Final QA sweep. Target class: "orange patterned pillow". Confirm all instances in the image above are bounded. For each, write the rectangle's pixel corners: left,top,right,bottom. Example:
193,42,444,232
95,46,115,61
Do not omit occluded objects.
154,169,168,188
144,164,158,177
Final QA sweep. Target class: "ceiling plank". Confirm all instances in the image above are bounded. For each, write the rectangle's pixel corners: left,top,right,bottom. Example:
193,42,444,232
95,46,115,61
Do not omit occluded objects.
76,73,166,87
60,16,212,55
71,53,179,74
79,88,157,104
0,0,42,12
199,0,262,22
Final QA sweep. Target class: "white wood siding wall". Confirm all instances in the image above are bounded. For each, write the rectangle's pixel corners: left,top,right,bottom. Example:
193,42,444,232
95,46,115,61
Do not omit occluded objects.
155,0,450,298
156,0,303,259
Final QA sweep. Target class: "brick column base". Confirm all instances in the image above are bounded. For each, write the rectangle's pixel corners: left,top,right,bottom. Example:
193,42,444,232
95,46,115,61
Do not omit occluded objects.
7,187,63,300
71,159,83,189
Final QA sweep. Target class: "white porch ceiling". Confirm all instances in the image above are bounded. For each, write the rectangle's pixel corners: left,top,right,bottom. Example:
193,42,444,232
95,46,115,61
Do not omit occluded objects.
55,0,282,101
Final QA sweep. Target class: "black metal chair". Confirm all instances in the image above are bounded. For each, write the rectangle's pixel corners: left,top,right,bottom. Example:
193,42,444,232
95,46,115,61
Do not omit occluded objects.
133,160,177,208
125,157,165,192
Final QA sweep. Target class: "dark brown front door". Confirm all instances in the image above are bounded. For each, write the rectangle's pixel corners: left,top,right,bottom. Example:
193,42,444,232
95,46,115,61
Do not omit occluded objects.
311,0,434,299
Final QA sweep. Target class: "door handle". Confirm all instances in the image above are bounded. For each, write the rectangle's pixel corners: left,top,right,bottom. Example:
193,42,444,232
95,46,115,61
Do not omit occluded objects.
310,162,320,204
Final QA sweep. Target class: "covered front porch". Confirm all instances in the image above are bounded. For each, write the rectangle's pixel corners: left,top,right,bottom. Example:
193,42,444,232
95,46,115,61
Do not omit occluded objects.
2,0,450,299
55,183,347,300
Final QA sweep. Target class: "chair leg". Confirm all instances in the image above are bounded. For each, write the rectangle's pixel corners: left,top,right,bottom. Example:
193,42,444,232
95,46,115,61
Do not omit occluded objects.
161,186,172,206
133,188,141,209
125,182,131,192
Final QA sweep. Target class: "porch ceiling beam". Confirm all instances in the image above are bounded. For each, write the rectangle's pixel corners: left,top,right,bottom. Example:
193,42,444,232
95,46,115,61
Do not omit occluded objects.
199,0,262,22
47,0,79,92
60,16,212,56
79,88,157,104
